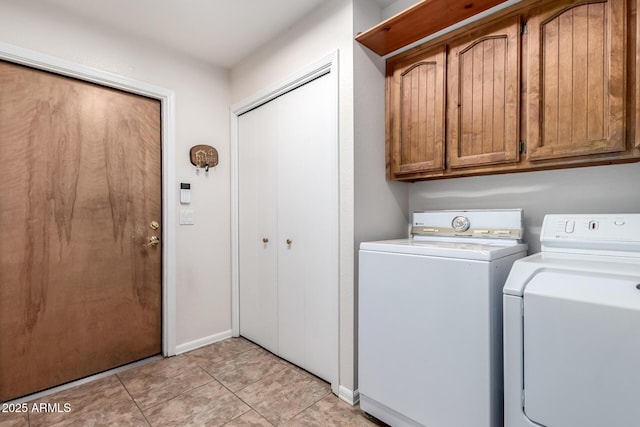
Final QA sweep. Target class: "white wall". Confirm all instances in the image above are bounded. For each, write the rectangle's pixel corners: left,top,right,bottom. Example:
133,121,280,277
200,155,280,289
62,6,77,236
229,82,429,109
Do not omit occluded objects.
353,1,409,246
381,0,419,18
353,0,410,387
0,0,232,348
409,164,640,253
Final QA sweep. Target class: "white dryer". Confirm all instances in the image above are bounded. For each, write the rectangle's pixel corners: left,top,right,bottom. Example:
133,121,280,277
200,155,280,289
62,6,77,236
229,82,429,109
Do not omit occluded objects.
504,214,640,427
359,209,527,427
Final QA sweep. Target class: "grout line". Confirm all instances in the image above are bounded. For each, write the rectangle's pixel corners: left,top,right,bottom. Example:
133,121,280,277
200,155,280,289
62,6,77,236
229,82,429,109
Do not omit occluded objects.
115,375,152,427
137,376,223,419
287,390,333,421
219,407,256,426
147,367,218,408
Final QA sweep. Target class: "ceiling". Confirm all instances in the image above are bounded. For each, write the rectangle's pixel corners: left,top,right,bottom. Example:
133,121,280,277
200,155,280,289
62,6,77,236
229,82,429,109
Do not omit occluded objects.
40,0,397,69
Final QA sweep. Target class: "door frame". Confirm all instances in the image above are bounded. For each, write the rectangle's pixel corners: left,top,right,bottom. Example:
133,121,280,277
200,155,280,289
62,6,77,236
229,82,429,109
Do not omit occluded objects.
0,41,177,357
230,51,339,389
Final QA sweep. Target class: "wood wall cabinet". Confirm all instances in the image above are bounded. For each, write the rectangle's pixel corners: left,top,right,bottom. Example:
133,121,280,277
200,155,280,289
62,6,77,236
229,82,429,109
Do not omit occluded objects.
382,0,639,182
386,46,446,179
447,17,521,169
525,0,626,161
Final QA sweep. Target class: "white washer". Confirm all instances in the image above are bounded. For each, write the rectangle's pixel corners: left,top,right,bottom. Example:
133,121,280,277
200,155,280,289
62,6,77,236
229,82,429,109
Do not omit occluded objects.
359,209,528,427
504,214,640,427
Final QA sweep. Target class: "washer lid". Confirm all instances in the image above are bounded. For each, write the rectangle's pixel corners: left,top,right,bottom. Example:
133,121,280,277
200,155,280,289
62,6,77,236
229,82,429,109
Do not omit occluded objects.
359,238,527,261
523,271,640,427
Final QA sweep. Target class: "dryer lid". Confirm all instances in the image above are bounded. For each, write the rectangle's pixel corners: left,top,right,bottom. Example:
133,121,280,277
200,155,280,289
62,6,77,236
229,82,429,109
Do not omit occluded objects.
522,271,640,427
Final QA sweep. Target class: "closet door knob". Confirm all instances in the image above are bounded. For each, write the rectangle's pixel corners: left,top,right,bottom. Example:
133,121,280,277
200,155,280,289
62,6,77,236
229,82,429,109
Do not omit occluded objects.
286,239,292,245
262,238,269,243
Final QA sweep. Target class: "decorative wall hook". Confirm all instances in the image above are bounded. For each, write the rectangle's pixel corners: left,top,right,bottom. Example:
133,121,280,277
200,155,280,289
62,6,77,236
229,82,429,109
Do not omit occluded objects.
190,145,218,172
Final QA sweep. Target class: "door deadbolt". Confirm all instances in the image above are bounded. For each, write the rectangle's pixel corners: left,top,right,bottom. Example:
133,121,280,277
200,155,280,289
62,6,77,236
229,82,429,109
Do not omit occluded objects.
150,221,160,230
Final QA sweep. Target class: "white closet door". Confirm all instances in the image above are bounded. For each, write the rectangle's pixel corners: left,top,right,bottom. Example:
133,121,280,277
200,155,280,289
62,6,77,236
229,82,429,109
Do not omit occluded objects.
238,98,279,353
277,72,338,382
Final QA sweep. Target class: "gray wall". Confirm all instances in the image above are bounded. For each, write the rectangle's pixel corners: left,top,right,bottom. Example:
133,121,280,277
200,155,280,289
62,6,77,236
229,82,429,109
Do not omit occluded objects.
353,0,410,388
409,163,640,253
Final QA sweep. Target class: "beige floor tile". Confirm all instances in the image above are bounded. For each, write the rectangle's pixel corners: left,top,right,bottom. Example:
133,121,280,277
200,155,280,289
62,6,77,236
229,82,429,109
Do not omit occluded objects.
185,338,258,366
0,411,29,427
235,367,331,425
143,381,250,427
283,395,383,426
118,355,213,409
28,375,141,427
44,400,149,427
3,338,376,426
204,348,287,392
223,410,273,426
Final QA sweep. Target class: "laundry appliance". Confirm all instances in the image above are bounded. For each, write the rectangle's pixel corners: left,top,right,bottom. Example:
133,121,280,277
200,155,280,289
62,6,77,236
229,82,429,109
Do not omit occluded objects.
503,214,640,427
359,209,528,427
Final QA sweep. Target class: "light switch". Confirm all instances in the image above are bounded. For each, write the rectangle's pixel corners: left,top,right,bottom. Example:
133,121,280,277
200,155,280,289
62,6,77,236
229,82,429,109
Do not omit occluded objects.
180,209,194,225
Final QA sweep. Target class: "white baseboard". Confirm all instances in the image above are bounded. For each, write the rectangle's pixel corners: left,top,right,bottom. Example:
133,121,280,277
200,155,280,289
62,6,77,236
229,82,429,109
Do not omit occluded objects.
175,330,233,354
338,385,360,406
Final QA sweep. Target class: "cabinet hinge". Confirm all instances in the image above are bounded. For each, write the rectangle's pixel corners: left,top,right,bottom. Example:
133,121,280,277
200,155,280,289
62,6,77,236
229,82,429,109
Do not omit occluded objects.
519,140,527,154
521,21,528,35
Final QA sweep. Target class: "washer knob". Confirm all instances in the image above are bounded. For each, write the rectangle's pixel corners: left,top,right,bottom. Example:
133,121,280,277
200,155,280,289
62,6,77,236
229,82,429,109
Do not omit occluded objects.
452,216,470,232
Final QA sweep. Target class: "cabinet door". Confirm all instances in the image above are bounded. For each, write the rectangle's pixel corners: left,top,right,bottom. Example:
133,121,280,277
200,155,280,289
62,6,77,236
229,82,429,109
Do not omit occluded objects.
386,46,446,178
276,72,338,383
238,98,279,354
526,0,625,160
448,17,521,168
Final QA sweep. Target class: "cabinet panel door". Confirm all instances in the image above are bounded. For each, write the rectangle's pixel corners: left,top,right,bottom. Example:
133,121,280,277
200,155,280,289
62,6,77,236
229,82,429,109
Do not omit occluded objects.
387,46,446,177
448,17,521,168
526,0,625,160
276,72,338,383
238,98,279,354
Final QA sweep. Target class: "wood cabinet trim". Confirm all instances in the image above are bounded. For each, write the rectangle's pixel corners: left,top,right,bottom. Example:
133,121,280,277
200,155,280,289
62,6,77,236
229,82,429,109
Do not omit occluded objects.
355,0,508,56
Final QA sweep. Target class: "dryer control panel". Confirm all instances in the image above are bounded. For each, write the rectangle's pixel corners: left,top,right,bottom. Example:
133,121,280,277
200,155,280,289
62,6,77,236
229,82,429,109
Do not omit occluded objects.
541,214,640,255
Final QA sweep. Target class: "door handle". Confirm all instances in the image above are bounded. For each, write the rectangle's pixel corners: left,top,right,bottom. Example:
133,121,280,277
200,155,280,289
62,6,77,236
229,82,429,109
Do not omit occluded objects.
144,236,160,247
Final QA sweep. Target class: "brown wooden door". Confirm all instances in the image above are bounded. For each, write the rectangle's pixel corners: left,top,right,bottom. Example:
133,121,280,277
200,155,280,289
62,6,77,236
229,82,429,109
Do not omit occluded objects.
0,60,162,401
526,0,626,160
386,45,446,179
447,16,521,169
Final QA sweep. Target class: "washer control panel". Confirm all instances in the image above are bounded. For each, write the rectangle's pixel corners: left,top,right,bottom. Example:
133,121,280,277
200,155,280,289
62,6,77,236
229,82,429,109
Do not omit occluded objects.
541,214,640,254
412,209,524,240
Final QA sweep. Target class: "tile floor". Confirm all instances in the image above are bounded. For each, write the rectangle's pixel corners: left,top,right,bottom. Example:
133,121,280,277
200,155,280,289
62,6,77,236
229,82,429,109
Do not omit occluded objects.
0,337,385,426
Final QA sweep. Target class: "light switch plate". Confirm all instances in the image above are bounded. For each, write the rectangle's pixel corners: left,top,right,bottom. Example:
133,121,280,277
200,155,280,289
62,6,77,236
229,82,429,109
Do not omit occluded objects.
180,209,194,225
